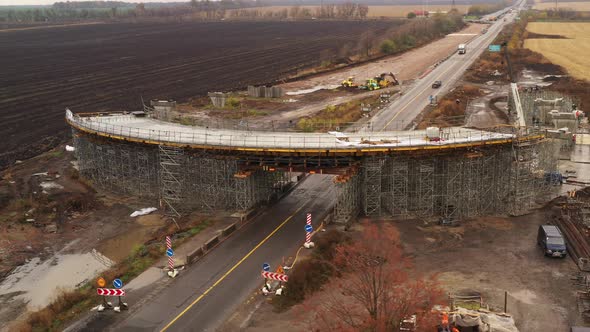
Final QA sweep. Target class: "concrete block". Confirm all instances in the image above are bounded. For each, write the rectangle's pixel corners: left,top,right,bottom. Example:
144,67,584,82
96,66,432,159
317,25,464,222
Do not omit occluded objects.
222,223,237,236
203,235,220,251
186,247,204,265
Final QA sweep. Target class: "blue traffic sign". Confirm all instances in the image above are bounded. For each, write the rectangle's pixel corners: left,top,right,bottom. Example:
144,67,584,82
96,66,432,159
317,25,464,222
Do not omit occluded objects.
113,278,123,289
488,44,501,52
262,262,270,271
305,224,313,233
166,248,174,257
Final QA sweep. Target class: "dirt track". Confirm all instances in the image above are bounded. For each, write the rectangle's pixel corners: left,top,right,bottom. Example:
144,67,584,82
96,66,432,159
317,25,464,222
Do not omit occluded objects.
281,23,486,92
0,20,395,169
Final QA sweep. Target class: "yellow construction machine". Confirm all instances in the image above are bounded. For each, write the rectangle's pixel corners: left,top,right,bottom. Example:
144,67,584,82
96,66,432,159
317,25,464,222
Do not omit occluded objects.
359,78,381,91
374,72,400,88
341,76,358,88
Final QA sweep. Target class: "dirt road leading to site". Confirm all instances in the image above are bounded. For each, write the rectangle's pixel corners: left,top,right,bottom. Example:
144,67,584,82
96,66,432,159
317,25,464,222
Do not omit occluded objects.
281,23,485,92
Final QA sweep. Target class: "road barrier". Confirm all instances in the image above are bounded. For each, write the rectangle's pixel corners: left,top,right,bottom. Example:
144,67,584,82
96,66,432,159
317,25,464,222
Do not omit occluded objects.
203,235,220,251
222,224,236,236
186,247,204,265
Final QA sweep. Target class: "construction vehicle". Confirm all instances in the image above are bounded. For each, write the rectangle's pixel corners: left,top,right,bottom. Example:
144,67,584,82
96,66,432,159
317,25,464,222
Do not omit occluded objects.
373,72,400,88
341,76,358,88
359,78,381,91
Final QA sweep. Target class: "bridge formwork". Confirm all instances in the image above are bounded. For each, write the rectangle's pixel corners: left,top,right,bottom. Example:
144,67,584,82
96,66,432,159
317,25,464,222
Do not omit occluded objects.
332,137,560,223
73,126,560,222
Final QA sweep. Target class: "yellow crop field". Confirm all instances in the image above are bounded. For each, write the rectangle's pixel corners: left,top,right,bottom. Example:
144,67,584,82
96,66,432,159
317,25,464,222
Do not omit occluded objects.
533,1,590,11
524,22,590,80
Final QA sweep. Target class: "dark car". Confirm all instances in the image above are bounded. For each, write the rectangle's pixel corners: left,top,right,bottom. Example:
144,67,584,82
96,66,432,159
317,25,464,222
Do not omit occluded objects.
432,81,442,88
537,225,567,258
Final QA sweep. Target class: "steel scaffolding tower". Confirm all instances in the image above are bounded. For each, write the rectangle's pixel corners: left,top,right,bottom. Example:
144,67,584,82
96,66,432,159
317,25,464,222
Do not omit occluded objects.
334,174,361,224
383,157,409,217
159,145,185,217
362,157,382,216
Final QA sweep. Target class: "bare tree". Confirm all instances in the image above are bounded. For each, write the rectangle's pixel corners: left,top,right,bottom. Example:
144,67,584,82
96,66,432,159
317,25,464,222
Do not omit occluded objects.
305,223,444,331
358,4,369,19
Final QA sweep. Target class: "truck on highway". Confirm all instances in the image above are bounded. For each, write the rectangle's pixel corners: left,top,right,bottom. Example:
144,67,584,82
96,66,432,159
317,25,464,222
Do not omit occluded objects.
458,44,466,54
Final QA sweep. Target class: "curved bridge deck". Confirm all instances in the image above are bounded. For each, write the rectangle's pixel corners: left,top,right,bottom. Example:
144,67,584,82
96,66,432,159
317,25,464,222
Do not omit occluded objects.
66,110,524,155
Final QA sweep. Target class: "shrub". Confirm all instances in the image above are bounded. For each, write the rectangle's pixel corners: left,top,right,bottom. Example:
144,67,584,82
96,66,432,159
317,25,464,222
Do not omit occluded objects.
226,97,240,109
407,12,416,19
272,229,347,311
380,39,397,54
272,258,333,311
313,229,349,261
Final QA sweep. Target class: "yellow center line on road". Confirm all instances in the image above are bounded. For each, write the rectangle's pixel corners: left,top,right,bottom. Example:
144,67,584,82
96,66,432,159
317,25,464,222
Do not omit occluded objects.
378,22,504,132
380,61,457,132
159,201,309,332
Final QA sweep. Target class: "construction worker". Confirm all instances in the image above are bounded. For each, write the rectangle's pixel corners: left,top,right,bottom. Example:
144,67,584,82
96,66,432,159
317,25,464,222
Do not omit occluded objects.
439,312,451,332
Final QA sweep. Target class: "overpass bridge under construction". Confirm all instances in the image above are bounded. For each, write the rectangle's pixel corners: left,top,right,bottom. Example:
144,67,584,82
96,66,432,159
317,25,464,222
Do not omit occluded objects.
66,109,560,223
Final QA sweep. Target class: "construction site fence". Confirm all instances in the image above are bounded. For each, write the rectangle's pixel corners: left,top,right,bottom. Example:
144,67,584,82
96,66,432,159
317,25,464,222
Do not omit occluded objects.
67,111,541,150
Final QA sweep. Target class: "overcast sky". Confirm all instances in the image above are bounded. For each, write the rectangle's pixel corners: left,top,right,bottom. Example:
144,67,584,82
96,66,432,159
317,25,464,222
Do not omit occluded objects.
0,0,173,6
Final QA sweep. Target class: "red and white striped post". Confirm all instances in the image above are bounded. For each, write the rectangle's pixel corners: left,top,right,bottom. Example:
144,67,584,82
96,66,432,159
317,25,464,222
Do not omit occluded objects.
166,236,174,271
305,213,312,245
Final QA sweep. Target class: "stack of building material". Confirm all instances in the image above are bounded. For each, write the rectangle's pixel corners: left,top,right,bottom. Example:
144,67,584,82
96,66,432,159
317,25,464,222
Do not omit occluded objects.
554,188,590,271
208,92,227,108
247,85,283,98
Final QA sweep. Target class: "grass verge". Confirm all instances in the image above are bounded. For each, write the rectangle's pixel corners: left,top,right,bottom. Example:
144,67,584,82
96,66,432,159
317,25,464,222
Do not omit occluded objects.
296,95,380,132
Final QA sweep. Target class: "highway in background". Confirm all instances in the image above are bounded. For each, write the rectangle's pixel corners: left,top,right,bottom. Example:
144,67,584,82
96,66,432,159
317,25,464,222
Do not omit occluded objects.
366,0,527,132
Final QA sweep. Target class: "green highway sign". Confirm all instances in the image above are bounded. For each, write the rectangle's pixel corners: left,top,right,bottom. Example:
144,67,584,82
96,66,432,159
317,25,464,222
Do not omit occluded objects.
489,45,501,52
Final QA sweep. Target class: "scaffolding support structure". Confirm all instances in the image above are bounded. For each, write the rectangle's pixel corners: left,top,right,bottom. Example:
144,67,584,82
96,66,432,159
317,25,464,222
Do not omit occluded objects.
73,127,560,222
73,130,290,214
362,156,382,216
159,145,185,217
72,129,159,199
332,136,560,223
334,171,361,224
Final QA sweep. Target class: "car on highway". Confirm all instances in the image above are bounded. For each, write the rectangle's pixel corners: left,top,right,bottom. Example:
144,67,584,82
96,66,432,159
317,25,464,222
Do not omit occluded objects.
432,81,442,89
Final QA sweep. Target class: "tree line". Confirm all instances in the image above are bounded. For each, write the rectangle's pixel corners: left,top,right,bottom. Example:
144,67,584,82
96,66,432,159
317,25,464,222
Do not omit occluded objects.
467,0,513,16
0,1,374,23
230,3,369,20
379,11,465,56
0,0,260,23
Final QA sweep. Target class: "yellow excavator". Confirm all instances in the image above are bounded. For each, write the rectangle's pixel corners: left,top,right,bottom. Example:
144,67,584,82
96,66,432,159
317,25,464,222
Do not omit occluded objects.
374,72,399,88
341,76,358,88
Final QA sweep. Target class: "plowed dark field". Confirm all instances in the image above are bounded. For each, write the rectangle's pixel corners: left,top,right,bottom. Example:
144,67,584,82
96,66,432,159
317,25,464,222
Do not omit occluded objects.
0,20,397,169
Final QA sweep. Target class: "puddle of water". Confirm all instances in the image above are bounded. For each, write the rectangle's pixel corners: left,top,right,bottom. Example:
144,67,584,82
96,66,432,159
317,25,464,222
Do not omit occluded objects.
0,249,112,309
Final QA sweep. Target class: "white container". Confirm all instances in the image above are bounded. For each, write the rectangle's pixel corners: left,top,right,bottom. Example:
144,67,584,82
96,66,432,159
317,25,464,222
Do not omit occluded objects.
426,127,440,138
